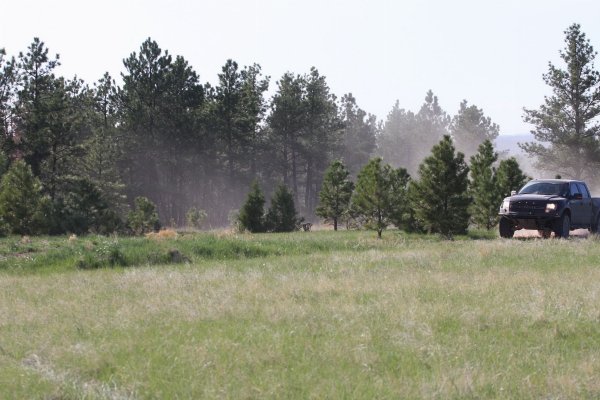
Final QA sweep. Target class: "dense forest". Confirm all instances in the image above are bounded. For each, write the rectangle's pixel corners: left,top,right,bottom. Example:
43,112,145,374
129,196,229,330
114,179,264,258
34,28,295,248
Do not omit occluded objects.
1,23,598,234
0,37,502,232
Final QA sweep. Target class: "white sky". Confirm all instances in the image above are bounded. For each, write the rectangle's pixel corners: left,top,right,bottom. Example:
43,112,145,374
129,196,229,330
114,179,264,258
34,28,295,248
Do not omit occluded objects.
2,0,600,135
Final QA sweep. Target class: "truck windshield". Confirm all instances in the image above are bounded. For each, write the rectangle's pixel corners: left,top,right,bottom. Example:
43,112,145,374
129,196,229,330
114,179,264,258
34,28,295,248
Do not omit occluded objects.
518,182,569,196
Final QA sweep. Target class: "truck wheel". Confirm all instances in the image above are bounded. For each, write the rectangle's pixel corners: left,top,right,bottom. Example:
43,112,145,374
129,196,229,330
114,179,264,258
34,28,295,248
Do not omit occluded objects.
554,214,570,239
499,217,515,238
590,214,600,234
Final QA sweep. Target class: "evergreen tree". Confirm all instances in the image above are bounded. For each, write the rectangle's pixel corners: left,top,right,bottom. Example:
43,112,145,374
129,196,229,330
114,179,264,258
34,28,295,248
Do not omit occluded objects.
339,93,377,175
469,140,499,230
387,167,411,231
14,38,61,178
238,180,266,233
410,135,470,237
265,184,300,232
79,73,125,212
0,48,17,156
52,177,121,234
301,68,342,215
520,24,600,180
451,100,500,158
351,157,399,238
377,102,420,174
496,158,529,198
267,73,306,200
0,160,44,234
316,160,354,230
120,38,205,224
377,91,449,175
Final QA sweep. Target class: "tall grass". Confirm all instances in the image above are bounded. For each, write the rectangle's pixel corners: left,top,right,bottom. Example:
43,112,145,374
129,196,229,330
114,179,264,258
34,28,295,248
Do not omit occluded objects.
1,231,600,398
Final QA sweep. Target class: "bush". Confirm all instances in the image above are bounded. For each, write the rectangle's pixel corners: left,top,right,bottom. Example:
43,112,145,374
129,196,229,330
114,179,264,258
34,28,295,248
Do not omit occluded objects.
77,241,127,269
186,207,207,229
127,197,160,235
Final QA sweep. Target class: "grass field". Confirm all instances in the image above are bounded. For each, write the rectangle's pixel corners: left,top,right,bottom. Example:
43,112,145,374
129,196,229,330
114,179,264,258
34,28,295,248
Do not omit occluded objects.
1,230,600,399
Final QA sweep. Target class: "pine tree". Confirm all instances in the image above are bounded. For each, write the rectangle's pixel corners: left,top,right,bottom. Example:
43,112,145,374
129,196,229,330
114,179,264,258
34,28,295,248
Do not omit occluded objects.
351,157,399,238
238,180,266,233
0,48,17,156
496,158,529,198
265,184,300,232
0,160,44,234
520,24,600,180
469,140,499,230
451,100,500,159
377,91,449,176
339,93,377,175
387,167,411,231
410,135,470,237
316,160,354,230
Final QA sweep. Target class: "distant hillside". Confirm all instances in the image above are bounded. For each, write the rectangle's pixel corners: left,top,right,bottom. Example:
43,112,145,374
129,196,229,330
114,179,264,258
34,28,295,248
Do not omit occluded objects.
494,133,540,178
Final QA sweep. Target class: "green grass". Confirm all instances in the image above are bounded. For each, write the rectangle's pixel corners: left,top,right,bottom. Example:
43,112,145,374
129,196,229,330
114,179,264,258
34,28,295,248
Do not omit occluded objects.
1,230,600,398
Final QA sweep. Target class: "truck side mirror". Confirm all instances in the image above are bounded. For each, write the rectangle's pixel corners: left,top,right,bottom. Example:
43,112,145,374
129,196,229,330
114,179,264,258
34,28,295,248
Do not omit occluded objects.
573,193,583,200
510,190,517,196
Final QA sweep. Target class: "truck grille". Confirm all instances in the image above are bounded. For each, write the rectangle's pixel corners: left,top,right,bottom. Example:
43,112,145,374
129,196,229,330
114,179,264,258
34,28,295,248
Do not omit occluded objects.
511,200,546,213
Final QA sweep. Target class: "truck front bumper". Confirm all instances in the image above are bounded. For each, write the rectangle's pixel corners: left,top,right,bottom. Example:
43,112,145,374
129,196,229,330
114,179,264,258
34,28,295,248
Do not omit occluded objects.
498,212,560,230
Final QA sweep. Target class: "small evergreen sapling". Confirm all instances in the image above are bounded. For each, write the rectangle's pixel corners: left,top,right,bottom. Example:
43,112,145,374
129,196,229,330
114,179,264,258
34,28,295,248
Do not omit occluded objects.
238,180,266,233
469,140,500,230
316,160,354,231
351,157,407,238
265,184,300,232
410,135,470,237
0,160,45,235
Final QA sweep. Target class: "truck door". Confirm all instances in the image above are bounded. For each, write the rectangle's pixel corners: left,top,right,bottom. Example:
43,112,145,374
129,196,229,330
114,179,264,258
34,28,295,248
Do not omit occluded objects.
577,182,593,226
570,182,584,225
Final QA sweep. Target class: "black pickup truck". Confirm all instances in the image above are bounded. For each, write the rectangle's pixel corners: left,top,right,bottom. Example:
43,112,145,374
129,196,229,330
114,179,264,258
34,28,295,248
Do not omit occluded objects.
498,179,600,238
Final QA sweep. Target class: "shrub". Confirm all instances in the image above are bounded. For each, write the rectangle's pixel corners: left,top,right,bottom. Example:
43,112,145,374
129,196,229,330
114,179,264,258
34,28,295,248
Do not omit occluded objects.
186,207,207,229
77,241,127,269
127,197,160,235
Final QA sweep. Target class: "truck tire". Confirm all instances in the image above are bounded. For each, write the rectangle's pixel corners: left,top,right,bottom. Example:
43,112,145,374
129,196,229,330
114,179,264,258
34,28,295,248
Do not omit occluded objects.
554,213,570,239
590,214,600,234
499,217,515,238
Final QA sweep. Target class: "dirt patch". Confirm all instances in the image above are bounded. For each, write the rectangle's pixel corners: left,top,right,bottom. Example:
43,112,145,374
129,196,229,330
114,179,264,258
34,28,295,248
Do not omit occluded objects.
514,229,589,239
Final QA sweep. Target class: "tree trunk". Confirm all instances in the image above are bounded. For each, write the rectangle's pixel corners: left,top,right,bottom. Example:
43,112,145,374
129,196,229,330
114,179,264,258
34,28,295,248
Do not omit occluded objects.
305,158,312,215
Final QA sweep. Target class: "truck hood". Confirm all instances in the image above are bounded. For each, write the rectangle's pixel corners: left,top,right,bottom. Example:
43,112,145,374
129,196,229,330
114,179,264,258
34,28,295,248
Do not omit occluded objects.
509,194,564,201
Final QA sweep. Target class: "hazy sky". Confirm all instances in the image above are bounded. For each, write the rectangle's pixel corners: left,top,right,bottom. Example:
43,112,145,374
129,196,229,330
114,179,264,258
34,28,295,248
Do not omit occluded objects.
2,0,600,135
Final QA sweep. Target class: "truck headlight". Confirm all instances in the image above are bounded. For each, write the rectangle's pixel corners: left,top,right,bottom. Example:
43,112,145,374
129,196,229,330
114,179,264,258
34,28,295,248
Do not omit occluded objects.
545,203,557,213
502,200,510,211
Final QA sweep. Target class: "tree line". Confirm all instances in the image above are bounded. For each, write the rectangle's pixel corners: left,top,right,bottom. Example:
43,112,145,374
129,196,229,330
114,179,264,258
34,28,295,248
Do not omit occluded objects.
0,23,597,235
238,136,528,238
